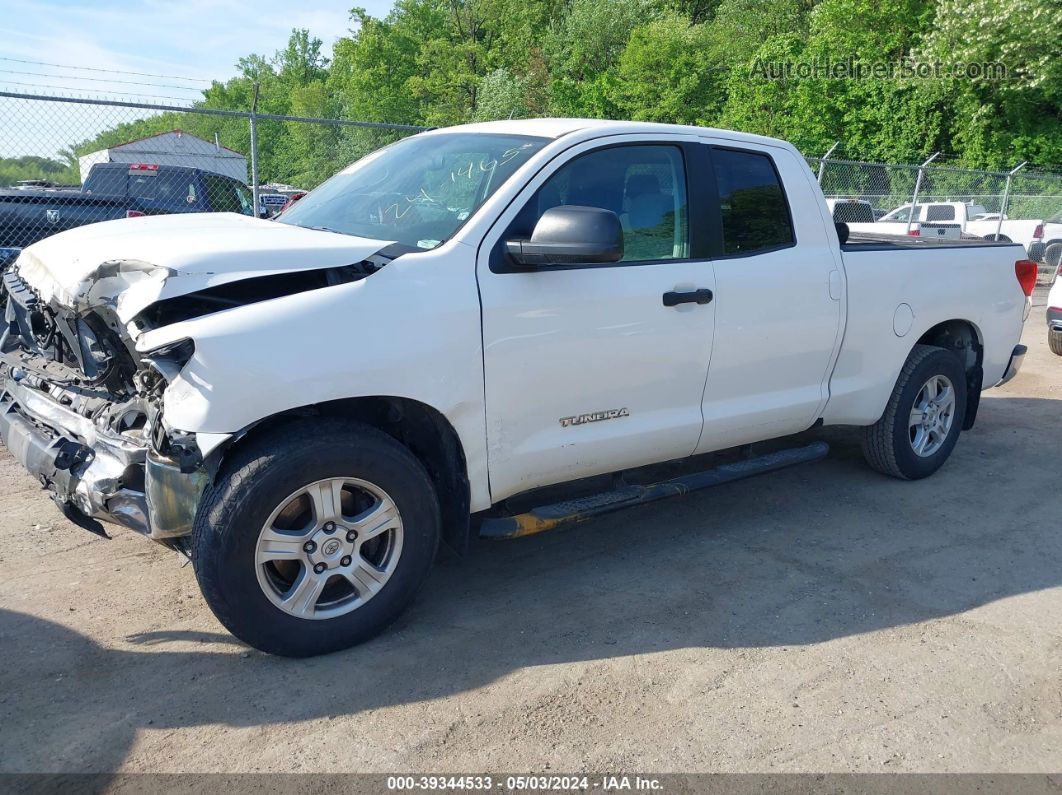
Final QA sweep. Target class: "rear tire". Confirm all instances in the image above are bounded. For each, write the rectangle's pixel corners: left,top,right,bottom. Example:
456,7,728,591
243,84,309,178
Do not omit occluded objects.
192,419,440,657
861,345,967,480
1050,329,1062,356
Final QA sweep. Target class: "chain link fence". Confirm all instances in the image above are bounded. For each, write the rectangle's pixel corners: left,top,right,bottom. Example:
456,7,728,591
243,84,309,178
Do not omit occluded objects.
0,91,424,250
3,90,1062,261
811,149,1062,259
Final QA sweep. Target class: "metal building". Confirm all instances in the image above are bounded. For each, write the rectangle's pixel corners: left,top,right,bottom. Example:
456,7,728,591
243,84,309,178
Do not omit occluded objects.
78,130,247,183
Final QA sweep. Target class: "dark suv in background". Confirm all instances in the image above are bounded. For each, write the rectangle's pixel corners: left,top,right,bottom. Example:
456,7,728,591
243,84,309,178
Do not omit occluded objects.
0,162,254,249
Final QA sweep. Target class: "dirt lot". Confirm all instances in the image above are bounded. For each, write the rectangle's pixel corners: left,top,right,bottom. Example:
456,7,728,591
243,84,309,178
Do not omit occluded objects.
1,287,1059,775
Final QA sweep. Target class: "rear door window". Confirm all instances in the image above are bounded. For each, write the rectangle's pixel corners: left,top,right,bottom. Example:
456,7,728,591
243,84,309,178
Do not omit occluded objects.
710,148,794,255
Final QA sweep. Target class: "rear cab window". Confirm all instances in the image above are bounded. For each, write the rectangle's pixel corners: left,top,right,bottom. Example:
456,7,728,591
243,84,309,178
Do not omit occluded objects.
202,174,255,214
832,201,874,224
925,204,956,222
129,172,159,200
146,168,197,206
83,167,126,196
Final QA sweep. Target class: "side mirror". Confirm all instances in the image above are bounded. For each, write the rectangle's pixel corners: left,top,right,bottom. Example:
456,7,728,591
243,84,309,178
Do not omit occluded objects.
506,205,623,266
834,221,849,245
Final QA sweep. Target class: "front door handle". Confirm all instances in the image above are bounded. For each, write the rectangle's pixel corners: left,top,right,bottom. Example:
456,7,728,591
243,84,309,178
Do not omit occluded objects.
663,288,713,307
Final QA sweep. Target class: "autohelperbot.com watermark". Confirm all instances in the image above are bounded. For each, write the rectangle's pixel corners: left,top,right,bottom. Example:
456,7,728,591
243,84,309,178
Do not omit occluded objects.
750,56,1007,81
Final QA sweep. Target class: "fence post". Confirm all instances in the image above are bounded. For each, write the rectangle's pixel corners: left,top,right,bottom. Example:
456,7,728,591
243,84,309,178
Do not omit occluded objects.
249,81,261,217
906,152,940,234
818,141,839,185
996,161,1026,240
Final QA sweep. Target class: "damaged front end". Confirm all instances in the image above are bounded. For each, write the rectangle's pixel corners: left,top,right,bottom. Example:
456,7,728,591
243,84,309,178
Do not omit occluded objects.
0,214,398,543
0,242,393,543
0,261,208,542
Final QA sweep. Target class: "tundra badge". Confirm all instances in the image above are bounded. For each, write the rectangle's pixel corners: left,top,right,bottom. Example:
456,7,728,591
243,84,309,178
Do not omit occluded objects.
560,408,629,428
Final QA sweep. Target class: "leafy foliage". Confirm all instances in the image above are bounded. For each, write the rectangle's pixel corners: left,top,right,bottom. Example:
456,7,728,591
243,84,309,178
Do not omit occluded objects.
0,155,79,187
60,0,1062,190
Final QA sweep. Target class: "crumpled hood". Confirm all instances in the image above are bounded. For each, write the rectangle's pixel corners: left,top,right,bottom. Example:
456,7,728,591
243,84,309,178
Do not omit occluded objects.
14,212,392,323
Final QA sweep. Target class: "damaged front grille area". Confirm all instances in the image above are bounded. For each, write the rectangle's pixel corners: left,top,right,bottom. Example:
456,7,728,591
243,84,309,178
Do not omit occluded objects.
0,370,206,541
0,375,150,533
0,242,405,542
1,267,137,392
0,261,204,542
1,264,151,437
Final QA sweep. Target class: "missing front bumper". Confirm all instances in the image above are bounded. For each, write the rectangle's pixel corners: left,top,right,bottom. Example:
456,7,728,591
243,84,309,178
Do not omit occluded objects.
0,378,205,540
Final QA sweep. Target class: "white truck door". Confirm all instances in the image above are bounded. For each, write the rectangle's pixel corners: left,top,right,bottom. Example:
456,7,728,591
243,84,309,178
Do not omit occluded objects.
477,137,717,502
694,141,845,453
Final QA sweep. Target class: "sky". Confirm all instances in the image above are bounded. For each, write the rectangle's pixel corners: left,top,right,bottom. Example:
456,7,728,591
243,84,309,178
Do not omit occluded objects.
1,0,395,160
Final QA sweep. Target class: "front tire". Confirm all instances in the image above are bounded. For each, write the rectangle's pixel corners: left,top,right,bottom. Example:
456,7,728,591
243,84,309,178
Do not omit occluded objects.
192,419,440,657
861,345,967,480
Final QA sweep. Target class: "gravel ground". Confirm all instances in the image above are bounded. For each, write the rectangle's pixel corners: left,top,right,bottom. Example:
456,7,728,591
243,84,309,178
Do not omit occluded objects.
0,287,1059,775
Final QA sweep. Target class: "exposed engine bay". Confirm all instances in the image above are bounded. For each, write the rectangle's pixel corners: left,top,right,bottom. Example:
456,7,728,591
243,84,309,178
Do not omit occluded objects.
0,247,393,543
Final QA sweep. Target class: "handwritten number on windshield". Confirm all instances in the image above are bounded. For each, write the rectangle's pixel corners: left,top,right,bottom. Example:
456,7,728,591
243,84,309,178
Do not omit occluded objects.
449,145,531,182
378,144,536,223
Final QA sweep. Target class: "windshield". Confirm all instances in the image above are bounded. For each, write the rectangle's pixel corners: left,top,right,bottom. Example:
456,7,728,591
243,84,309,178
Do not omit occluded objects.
880,204,922,222
277,132,549,249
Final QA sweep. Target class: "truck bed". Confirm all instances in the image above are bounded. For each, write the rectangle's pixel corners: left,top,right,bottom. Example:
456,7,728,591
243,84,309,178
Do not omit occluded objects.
0,190,132,248
843,233,1022,251
825,237,1027,428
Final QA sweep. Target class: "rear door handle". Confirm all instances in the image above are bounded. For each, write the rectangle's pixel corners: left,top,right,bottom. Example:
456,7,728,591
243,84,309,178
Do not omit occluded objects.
663,288,713,307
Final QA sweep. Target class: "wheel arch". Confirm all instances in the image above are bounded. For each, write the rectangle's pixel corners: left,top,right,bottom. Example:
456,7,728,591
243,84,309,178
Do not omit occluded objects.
207,396,472,556
913,318,983,429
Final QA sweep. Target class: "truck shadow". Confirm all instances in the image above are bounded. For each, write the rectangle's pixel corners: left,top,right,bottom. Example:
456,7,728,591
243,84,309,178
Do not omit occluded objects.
1,395,1057,773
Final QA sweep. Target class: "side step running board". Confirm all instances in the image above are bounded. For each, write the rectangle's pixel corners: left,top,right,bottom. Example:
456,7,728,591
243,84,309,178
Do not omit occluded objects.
479,441,829,540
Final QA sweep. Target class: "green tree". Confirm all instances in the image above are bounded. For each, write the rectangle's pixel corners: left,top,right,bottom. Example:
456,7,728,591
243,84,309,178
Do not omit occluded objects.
15,0,1062,189
474,68,532,120
543,0,656,117
920,0,1062,169
0,155,79,188
609,16,723,124
720,34,807,139
721,0,946,162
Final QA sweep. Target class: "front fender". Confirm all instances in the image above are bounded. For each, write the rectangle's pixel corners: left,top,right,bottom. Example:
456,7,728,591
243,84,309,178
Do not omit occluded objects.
135,246,492,510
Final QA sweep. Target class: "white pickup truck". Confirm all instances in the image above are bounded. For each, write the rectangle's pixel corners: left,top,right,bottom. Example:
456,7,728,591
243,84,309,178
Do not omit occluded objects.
827,199,966,241
0,120,1035,656
1027,210,1062,265
877,201,1045,253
